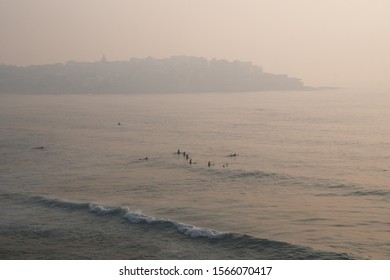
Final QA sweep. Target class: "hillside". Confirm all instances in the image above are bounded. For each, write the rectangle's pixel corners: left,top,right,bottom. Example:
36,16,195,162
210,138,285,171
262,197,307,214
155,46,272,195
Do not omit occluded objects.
0,56,307,94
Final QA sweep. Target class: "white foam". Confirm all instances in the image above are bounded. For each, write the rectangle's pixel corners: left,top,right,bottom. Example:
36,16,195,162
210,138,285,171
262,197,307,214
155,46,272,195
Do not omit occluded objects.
89,202,229,239
123,210,158,224
176,223,227,239
88,203,119,214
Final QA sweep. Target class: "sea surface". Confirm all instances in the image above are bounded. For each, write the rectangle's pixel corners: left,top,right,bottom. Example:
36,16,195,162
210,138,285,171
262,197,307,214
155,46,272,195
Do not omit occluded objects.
0,89,389,259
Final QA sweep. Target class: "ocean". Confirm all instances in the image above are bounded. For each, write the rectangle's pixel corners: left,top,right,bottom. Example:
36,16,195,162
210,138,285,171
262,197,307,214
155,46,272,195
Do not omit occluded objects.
0,89,389,259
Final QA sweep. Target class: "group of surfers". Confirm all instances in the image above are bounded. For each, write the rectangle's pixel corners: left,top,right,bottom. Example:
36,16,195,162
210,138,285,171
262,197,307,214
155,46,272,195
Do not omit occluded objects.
177,149,237,168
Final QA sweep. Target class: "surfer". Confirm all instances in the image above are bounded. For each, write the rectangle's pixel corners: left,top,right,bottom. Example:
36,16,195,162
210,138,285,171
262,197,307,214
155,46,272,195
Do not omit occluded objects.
33,146,44,150
208,161,211,167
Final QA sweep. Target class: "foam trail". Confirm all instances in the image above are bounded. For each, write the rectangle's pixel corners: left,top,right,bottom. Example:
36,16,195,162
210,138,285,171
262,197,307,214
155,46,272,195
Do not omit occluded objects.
176,223,229,239
123,210,159,224
122,209,230,238
88,204,124,215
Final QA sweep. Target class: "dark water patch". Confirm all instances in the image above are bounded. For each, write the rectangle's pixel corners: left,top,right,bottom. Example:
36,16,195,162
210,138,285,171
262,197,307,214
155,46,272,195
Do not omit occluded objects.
326,184,353,189
203,168,294,184
347,189,390,197
315,193,340,197
311,180,390,201
296,217,330,223
214,235,353,260
332,224,354,228
311,182,357,192
231,170,281,180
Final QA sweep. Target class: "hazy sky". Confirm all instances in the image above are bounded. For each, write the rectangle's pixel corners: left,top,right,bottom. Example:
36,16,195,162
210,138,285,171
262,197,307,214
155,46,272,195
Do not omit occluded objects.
1,0,389,88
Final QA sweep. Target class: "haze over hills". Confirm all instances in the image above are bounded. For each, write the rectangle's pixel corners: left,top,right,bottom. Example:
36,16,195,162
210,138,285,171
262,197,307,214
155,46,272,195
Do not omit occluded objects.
0,56,309,94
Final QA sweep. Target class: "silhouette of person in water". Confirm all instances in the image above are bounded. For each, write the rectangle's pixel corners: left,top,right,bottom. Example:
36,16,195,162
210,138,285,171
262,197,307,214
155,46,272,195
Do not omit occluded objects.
33,146,44,150
208,161,211,167
186,154,189,160
177,149,180,154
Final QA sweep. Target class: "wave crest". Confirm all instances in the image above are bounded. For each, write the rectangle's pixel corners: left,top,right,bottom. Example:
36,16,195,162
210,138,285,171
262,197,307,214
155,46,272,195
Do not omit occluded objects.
176,223,229,239
123,210,159,224
0,191,355,259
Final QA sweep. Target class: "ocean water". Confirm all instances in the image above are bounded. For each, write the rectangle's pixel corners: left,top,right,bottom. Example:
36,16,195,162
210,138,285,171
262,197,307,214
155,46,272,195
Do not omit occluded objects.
0,89,389,259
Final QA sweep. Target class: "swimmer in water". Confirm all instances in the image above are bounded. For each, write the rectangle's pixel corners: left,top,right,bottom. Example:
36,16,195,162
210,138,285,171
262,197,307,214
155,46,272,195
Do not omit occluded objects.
33,146,44,150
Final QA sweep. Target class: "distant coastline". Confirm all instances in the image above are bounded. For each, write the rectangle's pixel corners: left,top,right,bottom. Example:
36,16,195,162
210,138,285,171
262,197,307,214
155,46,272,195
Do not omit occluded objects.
0,56,313,94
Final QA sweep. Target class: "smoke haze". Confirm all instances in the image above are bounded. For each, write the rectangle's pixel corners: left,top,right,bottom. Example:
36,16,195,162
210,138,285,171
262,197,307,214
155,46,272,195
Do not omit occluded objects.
1,0,389,88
